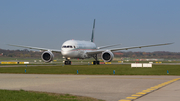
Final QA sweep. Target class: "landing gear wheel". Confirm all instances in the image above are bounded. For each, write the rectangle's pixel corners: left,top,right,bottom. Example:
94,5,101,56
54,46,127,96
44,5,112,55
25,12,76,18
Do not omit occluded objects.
97,61,99,65
93,61,96,65
65,61,71,65
93,61,100,65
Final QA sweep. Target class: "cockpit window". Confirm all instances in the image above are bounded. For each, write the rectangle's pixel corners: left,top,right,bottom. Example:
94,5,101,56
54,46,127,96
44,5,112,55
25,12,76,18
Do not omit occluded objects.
62,45,73,48
62,46,66,48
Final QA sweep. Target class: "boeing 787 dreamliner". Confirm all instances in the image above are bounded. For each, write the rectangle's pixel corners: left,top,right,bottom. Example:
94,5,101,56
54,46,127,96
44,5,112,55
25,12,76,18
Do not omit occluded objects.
9,19,173,65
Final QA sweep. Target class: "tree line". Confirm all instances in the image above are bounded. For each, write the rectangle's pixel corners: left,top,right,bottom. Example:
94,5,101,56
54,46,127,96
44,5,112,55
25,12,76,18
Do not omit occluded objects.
114,51,180,59
0,49,61,58
0,49,180,59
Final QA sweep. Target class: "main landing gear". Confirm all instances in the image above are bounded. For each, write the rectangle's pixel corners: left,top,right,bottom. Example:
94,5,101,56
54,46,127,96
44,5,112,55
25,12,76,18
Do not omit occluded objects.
93,61,100,65
92,54,100,65
64,58,71,65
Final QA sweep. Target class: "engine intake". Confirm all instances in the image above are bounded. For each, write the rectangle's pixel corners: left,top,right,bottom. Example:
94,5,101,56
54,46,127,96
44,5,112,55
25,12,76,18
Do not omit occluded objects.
41,51,54,63
101,50,114,62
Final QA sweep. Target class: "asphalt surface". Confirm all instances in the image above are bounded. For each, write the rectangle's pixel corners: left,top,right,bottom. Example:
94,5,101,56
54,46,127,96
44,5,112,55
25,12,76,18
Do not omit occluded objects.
135,80,180,101
0,74,180,101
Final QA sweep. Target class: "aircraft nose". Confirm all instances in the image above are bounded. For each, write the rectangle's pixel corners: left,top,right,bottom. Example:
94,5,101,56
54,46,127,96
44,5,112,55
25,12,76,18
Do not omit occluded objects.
61,50,70,56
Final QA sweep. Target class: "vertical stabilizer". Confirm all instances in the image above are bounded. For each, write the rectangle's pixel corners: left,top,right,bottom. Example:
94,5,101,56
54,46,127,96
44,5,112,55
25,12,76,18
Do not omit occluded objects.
91,19,95,42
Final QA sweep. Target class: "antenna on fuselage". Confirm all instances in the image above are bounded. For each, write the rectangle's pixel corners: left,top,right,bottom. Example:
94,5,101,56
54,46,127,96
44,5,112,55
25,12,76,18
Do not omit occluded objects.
91,19,95,42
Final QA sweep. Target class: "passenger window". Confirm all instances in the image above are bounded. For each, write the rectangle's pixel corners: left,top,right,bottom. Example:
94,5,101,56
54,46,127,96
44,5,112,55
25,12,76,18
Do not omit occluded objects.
70,46,72,48
67,46,69,48
74,46,76,48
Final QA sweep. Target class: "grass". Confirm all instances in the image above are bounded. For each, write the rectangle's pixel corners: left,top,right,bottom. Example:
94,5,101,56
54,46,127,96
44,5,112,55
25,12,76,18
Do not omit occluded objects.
0,89,103,101
0,64,180,75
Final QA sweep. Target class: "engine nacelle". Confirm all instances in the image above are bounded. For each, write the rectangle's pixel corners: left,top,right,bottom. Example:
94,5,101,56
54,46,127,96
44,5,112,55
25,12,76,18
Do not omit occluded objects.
41,51,54,63
101,50,114,62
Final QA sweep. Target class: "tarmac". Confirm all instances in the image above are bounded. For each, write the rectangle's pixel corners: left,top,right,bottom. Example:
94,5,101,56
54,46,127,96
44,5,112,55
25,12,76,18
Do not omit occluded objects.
0,74,180,101
135,80,180,101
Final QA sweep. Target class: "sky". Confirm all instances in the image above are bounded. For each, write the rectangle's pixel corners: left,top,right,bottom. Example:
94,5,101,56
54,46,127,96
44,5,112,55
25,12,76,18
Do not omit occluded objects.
0,0,180,52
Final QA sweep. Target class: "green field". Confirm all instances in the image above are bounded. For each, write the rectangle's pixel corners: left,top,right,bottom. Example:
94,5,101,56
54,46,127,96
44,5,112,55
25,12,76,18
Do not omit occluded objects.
0,89,103,101
0,64,180,75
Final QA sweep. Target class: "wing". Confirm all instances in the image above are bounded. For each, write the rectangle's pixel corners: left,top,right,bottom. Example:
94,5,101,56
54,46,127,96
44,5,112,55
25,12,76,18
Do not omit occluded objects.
87,43,173,55
8,44,61,53
97,44,121,49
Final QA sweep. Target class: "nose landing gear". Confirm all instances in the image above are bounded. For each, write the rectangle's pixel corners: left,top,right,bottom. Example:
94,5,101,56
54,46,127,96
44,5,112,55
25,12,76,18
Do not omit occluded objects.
64,58,71,65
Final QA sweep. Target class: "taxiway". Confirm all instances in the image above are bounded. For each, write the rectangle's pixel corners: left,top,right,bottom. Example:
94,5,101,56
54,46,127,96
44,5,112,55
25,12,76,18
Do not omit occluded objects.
0,74,179,101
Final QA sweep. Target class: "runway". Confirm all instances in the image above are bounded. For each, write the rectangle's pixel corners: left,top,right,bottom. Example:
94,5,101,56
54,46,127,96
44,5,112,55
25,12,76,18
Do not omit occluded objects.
0,74,180,101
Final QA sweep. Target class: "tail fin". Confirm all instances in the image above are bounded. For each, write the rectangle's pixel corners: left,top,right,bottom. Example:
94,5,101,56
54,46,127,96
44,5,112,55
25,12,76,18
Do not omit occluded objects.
91,19,95,42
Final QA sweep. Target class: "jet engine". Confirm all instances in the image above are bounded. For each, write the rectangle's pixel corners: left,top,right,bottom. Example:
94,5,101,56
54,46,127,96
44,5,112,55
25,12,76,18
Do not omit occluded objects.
101,50,114,62
41,51,54,63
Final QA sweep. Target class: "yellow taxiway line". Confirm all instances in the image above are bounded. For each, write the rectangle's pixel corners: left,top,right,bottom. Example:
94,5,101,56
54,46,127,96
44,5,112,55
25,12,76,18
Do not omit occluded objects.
119,78,180,101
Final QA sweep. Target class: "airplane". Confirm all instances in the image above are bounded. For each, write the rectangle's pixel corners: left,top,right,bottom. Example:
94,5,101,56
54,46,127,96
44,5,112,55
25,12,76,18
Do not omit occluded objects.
9,19,173,65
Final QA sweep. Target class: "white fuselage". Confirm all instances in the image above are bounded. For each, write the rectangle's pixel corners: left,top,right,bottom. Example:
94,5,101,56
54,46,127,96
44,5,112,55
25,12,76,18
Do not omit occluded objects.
61,40,97,59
